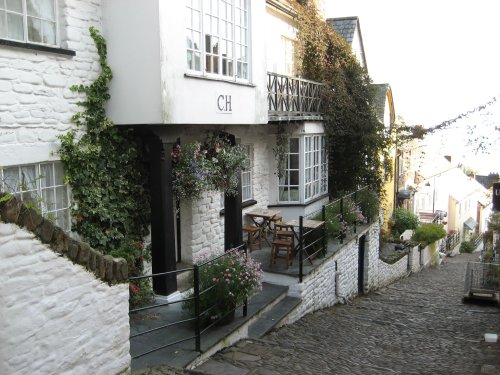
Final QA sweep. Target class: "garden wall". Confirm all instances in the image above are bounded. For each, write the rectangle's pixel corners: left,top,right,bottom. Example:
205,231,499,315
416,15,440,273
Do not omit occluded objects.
377,255,409,288
284,222,379,324
0,197,130,375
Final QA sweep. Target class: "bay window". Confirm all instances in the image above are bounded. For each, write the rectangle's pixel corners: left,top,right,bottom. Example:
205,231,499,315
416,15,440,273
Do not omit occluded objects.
186,0,249,81
278,135,328,203
0,0,57,46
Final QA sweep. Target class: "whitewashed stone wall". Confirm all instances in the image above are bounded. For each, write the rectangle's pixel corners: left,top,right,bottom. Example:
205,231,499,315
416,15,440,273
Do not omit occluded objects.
0,0,102,167
284,224,376,324
181,191,225,264
0,222,130,375
377,255,409,289
421,242,440,268
408,245,421,273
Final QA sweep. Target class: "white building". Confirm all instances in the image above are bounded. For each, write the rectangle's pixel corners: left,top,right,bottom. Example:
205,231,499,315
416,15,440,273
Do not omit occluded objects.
1,0,329,295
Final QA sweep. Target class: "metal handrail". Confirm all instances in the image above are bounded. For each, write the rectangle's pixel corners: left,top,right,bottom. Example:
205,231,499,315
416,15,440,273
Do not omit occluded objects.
129,243,247,359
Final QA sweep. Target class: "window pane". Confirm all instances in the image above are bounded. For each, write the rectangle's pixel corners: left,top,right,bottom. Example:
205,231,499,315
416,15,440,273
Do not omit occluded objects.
6,0,22,12
290,154,299,170
290,170,299,185
40,164,54,188
194,52,201,70
20,165,37,191
289,138,299,153
279,186,288,201
42,188,55,212
6,12,23,40
193,31,200,50
56,186,68,210
27,16,42,43
27,0,55,20
42,20,55,45
2,167,20,192
289,186,299,202
0,11,6,39
56,210,70,231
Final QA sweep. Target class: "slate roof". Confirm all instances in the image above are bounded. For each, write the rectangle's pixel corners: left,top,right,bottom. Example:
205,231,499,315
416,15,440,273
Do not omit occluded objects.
372,83,389,124
326,16,358,44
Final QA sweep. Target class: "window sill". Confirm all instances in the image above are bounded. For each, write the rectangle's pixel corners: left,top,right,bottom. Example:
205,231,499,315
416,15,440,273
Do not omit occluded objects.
220,199,257,216
0,39,76,56
184,73,256,87
268,193,329,208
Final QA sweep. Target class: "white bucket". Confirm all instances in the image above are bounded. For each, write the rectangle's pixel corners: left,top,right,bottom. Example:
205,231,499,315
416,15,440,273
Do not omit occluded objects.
484,333,498,343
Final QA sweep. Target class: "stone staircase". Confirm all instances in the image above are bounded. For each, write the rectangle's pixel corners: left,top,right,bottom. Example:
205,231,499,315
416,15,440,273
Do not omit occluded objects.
131,282,302,372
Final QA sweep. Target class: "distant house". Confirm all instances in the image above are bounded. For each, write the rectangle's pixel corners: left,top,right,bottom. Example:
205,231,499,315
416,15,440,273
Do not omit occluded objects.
412,154,491,238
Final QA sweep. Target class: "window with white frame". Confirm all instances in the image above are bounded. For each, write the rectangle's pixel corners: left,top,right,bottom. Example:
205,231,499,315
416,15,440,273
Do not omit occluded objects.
279,135,327,203
0,0,57,46
241,144,252,202
186,0,249,80
0,161,71,231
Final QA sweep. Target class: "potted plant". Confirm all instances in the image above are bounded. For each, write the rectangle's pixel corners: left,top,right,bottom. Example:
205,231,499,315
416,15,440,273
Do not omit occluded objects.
182,249,263,327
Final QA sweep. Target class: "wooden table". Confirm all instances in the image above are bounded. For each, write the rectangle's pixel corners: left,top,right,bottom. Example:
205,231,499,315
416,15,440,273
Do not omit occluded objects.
245,208,281,246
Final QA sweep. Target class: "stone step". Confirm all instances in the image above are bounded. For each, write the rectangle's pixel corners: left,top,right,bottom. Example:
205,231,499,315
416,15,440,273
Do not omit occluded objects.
248,295,301,339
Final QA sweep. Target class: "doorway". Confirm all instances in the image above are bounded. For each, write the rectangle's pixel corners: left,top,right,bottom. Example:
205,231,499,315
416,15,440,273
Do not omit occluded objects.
358,235,366,294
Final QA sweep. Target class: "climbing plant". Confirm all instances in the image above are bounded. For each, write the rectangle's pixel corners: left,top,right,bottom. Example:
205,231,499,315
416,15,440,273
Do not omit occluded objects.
292,1,393,197
58,27,151,299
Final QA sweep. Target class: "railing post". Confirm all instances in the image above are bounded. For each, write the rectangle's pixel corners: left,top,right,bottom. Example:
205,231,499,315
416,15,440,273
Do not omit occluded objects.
340,197,344,244
353,190,357,234
193,264,201,352
243,243,248,317
298,77,302,114
322,205,327,256
299,215,304,283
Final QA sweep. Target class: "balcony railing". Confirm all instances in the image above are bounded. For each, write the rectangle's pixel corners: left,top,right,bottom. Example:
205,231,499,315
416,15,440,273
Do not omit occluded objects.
267,72,323,121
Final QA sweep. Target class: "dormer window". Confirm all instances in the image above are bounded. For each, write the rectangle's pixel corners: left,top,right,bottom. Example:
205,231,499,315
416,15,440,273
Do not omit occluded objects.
0,0,57,46
186,0,249,81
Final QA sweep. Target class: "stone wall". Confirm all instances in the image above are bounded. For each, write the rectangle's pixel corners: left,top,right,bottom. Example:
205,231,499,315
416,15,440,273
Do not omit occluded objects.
377,255,409,289
0,0,102,167
421,242,439,268
408,245,421,273
181,191,225,264
0,198,130,375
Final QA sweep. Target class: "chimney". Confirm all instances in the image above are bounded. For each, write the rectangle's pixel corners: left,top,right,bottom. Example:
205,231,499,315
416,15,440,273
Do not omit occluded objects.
444,155,451,163
493,182,500,212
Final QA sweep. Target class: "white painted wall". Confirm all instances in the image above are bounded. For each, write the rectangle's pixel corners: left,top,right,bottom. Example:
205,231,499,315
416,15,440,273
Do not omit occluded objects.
103,0,268,125
0,0,102,167
0,223,130,375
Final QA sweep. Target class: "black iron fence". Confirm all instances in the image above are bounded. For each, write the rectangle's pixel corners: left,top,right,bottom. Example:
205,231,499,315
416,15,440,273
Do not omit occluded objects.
296,186,373,281
129,243,247,359
267,72,323,120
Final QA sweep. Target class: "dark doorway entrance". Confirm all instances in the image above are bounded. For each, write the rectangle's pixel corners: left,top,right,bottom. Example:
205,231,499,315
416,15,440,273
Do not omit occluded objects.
358,235,366,294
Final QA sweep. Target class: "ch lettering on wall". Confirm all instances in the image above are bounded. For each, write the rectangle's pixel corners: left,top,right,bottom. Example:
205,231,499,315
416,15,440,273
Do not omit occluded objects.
217,94,232,114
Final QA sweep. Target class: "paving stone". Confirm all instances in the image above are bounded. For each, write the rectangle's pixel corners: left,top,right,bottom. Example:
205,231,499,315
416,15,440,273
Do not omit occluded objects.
195,359,249,375
222,351,261,362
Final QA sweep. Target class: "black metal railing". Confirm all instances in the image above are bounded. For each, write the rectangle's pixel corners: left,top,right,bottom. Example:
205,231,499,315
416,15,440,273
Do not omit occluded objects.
296,186,372,282
129,243,247,359
439,231,461,255
267,72,323,120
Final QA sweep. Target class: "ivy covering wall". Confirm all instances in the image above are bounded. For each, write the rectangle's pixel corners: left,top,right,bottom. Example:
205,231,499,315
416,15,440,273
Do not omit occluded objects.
293,1,393,197
58,28,151,295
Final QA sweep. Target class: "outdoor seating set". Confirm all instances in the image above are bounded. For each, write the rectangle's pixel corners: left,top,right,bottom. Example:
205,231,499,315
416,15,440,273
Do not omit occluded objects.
242,208,325,269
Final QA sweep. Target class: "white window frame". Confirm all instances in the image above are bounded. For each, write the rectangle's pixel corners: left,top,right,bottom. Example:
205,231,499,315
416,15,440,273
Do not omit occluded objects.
0,0,59,47
241,144,253,202
278,135,328,204
186,0,250,82
0,161,71,231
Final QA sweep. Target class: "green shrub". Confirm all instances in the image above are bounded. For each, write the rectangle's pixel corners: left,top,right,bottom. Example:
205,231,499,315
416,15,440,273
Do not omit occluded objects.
412,223,446,246
357,189,380,222
459,241,475,254
391,208,419,236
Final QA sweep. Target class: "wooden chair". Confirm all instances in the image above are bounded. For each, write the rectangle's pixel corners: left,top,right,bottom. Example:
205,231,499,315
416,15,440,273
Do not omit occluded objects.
270,222,294,267
242,225,262,252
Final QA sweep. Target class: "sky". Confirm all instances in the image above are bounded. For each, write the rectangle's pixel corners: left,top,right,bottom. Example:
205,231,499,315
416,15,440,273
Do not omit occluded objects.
323,0,500,127
323,0,500,174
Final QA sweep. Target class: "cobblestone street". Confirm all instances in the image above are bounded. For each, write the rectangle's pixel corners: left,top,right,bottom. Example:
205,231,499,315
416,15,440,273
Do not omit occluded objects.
194,253,500,375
